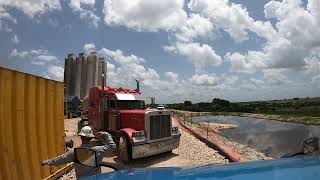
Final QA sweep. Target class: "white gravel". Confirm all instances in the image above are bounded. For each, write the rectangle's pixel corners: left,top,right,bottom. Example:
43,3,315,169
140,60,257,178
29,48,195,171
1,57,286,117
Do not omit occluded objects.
223,140,272,161
174,130,228,166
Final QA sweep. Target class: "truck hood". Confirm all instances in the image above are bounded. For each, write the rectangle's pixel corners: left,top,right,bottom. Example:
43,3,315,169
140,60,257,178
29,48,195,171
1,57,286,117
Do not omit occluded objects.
119,109,146,130
81,155,320,180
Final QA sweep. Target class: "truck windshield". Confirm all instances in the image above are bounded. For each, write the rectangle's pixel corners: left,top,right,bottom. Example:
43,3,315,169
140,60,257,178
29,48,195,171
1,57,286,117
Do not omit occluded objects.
117,100,145,109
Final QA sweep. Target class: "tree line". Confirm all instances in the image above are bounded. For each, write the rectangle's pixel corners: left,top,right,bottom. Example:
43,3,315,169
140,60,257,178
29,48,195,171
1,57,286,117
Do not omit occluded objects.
167,97,320,117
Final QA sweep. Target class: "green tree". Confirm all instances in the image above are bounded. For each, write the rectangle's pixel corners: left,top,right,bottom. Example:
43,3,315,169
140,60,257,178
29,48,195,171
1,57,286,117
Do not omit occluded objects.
184,101,192,106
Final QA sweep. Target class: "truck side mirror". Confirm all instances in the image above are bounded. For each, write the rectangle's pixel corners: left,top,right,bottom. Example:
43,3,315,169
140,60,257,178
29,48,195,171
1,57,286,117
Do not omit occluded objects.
74,148,97,168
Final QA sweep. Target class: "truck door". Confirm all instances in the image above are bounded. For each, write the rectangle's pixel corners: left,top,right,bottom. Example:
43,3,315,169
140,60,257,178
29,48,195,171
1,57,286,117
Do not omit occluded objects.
107,97,119,131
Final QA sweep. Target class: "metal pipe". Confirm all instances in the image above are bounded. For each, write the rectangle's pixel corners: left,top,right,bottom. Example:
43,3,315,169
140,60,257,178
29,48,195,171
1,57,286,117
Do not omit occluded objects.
100,72,105,130
135,79,140,93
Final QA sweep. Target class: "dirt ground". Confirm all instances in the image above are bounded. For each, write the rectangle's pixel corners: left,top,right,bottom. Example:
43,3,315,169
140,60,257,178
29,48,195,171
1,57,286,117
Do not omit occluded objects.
60,118,228,179
64,118,80,137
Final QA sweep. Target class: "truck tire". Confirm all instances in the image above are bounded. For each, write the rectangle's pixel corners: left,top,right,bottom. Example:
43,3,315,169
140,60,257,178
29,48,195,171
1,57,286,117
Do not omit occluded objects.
118,135,132,163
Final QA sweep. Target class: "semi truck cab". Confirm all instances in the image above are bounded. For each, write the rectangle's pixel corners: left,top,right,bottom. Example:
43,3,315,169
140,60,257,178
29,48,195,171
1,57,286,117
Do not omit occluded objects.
84,86,181,162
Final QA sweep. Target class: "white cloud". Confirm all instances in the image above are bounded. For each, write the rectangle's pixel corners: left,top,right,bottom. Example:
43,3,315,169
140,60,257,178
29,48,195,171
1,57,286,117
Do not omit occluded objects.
244,78,265,90
163,45,176,53
308,0,320,21
190,73,218,86
250,78,265,86
30,49,48,55
224,51,266,74
10,49,28,58
10,48,58,66
263,69,288,86
165,72,178,81
188,0,276,42
33,55,58,65
264,0,302,20
224,0,320,74
100,48,145,65
12,34,19,44
0,0,99,28
264,0,320,70
264,0,283,19
174,13,214,42
69,0,95,10
69,0,100,28
163,0,275,75
241,69,290,91
0,7,16,32
46,65,64,81
99,48,160,88
164,42,222,73
9,48,63,81
305,56,320,83
189,73,238,92
83,43,96,54
103,0,187,32
0,0,61,18
0,0,61,32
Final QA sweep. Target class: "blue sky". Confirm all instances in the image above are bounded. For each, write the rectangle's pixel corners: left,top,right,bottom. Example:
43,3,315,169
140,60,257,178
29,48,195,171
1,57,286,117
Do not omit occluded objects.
0,0,319,103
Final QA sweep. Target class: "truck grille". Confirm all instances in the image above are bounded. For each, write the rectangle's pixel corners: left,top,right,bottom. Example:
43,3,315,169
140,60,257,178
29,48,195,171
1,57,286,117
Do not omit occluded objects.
149,115,171,140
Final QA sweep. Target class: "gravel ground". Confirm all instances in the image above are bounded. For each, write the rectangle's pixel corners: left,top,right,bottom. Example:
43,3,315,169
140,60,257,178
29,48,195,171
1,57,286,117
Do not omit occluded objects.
64,118,81,137
173,130,228,166
223,140,272,160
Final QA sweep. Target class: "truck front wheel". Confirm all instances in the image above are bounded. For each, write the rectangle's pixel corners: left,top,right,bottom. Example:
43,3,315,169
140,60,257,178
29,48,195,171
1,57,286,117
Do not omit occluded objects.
118,135,132,163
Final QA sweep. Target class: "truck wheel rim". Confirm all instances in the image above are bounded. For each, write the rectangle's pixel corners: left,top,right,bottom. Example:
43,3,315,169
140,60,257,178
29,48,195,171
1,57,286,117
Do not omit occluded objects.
119,137,128,160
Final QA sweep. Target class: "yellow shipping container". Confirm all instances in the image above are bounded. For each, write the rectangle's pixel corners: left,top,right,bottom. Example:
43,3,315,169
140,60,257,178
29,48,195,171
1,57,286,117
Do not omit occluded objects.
0,67,68,179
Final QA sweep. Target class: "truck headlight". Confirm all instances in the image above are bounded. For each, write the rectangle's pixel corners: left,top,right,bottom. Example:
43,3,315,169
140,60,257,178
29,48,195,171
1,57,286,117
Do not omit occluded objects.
132,130,145,137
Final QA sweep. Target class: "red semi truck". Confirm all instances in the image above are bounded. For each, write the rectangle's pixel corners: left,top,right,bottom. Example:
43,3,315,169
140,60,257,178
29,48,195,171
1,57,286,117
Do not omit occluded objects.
79,82,181,162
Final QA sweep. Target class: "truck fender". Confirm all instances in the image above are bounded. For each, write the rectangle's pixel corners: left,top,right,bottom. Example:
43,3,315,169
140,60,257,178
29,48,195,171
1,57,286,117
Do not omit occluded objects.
117,128,136,145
